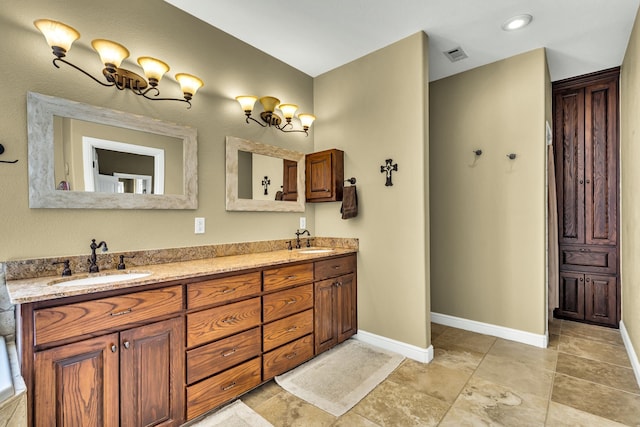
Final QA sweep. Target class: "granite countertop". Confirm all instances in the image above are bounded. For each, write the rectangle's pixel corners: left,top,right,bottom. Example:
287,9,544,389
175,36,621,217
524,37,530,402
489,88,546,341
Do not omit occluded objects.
7,247,356,304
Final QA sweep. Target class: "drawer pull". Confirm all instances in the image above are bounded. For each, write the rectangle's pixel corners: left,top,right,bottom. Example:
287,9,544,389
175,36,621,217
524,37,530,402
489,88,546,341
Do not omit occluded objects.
286,275,297,279
286,298,297,305
333,265,341,270
222,382,237,391
222,316,238,323
222,348,238,357
123,340,130,349
286,326,298,333
110,308,132,317
110,344,117,353
222,287,237,294
285,352,298,360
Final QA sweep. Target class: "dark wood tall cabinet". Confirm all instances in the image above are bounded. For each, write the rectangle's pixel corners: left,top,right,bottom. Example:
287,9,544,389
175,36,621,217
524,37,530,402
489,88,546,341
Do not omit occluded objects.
553,67,620,327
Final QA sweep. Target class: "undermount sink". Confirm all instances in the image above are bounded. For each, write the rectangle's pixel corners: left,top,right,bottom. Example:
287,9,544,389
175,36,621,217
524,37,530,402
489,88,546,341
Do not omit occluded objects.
297,248,335,254
49,271,152,287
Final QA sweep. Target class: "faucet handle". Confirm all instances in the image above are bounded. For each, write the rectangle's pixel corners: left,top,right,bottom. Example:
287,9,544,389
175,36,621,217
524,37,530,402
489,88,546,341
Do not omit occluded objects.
52,260,72,277
117,255,135,270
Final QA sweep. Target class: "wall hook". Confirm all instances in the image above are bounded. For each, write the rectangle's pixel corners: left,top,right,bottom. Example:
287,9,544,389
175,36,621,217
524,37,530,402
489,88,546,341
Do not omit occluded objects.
380,159,398,186
473,149,483,156
344,177,356,185
0,144,18,164
507,153,517,160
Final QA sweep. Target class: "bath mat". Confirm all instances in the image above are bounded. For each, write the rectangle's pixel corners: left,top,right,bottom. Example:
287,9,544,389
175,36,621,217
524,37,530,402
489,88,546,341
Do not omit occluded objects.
275,339,404,416
188,400,273,427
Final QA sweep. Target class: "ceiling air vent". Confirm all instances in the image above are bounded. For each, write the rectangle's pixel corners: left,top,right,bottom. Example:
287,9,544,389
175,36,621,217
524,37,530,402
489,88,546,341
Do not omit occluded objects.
444,47,468,62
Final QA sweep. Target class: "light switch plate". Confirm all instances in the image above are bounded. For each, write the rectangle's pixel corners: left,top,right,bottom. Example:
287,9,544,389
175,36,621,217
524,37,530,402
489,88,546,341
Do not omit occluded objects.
299,217,306,229
195,217,205,234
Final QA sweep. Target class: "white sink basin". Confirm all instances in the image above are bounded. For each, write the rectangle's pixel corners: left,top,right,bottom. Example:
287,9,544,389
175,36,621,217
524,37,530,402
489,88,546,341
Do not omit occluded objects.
49,271,152,287
297,248,335,254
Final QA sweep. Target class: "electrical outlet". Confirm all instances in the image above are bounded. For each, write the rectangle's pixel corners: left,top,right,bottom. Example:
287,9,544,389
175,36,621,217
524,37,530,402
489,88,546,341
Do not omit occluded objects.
299,217,306,229
195,217,205,234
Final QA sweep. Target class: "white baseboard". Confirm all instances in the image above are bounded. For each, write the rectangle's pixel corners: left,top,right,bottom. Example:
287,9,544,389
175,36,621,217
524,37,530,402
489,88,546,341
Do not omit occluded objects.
620,321,640,388
431,312,549,348
354,330,434,363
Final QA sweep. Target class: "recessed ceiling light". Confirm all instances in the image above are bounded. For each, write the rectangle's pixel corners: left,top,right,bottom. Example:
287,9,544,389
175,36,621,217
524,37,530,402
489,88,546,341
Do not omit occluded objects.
502,14,533,31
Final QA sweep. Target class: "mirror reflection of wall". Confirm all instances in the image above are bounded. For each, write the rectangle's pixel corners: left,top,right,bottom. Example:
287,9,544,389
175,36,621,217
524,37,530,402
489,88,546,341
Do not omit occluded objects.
237,151,287,201
52,116,183,194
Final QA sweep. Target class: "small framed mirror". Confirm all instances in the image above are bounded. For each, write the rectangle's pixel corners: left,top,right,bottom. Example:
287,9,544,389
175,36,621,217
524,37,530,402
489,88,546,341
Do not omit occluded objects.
226,136,305,212
27,92,198,209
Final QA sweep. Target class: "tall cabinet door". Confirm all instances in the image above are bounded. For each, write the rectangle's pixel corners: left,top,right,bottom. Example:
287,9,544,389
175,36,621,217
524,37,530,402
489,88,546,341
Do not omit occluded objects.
584,79,618,246
555,89,585,245
34,333,119,427
120,317,184,427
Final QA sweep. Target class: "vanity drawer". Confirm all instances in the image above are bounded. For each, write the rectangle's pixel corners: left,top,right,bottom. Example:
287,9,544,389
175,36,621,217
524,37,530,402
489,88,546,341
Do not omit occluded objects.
186,357,261,420
34,285,182,346
263,334,314,380
263,284,313,323
187,297,260,348
315,255,356,280
186,327,261,384
263,309,313,352
560,245,617,274
187,272,261,309
263,263,313,292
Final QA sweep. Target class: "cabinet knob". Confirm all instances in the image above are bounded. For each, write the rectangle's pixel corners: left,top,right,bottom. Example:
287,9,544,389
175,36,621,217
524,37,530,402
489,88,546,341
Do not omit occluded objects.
123,340,130,349
579,278,583,282
586,278,590,282
586,179,591,184
110,344,117,353
579,180,584,184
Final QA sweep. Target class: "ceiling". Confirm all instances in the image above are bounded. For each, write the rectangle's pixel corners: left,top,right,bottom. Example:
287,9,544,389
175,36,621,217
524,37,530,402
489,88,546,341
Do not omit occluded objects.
165,0,640,82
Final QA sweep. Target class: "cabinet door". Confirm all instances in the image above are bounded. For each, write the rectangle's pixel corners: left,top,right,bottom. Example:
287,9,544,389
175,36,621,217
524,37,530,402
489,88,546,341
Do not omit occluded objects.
314,278,337,354
305,149,344,202
584,79,618,246
558,271,585,320
34,333,119,427
282,159,298,201
120,317,184,427
336,273,357,344
584,274,617,326
555,88,586,245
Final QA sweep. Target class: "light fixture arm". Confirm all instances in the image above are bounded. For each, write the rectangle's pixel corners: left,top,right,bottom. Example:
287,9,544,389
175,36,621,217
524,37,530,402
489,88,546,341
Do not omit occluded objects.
52,57,114,88
243,111,309,136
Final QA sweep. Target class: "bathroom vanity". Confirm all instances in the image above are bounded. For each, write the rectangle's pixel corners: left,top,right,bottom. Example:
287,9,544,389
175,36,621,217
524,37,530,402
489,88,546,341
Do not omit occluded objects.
8,246,357,426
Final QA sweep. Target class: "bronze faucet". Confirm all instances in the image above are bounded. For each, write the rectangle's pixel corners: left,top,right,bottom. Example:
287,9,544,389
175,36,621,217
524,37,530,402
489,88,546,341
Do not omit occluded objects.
295,229,310,249
88,239,108,273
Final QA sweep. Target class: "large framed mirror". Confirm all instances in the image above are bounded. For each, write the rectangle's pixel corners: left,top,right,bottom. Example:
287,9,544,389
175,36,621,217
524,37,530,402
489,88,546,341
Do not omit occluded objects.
226,136,305,212
27,92,197,209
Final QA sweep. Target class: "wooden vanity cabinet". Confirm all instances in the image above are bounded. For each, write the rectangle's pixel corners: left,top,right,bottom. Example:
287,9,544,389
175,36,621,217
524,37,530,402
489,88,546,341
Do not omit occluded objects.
30,287,184,427
305,149,344,202
262,263,315,380
314,255,357,354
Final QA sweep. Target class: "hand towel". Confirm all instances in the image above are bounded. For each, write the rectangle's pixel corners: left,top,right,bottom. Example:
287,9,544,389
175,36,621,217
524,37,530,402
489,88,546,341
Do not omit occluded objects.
340,185,358,219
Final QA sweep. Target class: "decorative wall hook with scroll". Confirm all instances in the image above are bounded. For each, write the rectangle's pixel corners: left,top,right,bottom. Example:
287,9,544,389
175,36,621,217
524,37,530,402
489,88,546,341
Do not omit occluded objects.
380,159,398,186
473,149,483,156
344,177,356,186
0,144,18,164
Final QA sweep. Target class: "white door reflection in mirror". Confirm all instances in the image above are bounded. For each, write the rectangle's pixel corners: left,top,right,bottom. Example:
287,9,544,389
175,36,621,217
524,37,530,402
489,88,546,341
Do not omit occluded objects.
81,137,164,194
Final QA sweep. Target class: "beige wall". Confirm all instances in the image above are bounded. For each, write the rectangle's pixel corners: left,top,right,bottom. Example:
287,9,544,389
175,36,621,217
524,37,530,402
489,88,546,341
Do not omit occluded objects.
0,0,315,261
430,49,548,335
621,7,640,359
313,33,431,348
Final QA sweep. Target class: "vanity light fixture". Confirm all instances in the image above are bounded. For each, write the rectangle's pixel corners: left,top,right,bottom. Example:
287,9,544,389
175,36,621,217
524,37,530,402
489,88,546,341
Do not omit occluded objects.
34,19,204,108
501,14,533,31
236,95,315,136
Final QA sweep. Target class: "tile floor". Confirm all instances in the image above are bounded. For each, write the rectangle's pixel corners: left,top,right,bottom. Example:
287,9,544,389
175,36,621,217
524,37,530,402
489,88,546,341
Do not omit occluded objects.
233,319,640,426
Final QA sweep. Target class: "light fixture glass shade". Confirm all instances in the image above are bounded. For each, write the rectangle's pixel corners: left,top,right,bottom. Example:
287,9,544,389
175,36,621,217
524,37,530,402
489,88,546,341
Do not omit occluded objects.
33,19,80,53
91,39,130,69
175,73,204,96
502,14,533,31
259,96,280,113
298,114,316,129
137,56,169,84
236,96,258,112
278,103,299,120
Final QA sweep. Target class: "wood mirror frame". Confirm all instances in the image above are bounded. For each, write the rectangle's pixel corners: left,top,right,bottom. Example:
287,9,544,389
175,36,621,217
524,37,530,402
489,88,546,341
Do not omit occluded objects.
225,136,305,212
27,92,198,209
